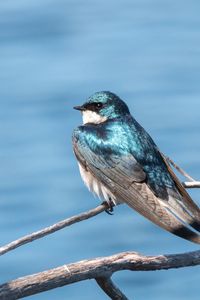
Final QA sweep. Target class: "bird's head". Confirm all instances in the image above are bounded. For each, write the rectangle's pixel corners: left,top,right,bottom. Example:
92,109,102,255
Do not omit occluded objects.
74,91,130,125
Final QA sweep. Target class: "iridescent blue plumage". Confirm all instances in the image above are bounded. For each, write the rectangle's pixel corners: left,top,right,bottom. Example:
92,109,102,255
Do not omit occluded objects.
73,91,200,244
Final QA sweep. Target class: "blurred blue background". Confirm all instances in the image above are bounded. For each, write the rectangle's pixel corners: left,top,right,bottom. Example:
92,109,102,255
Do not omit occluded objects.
0,0,200,299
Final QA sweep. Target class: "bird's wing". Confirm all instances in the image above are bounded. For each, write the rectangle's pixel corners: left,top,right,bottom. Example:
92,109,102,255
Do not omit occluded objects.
160,152,200,229
73,133,200,244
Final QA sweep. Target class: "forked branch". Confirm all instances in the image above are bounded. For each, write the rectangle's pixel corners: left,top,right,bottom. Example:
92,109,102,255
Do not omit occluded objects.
0,250,200,299
0,157,199,299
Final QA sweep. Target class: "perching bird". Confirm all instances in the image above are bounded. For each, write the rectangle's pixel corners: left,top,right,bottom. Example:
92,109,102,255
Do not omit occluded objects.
72,91,200,244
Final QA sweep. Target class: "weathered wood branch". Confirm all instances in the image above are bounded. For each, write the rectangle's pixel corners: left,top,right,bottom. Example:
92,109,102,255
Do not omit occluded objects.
0,157,199,299
0,250,200,300
165,155,196,182
96,276,129,300
0,156,198,258
0,179,199,258
0,177,199,258
166,156,200,187
183,181,200,188
0,204,107,256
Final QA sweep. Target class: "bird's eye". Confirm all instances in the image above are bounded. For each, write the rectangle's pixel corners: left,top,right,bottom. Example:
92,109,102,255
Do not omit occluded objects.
84,102,104,111
95,103,103,109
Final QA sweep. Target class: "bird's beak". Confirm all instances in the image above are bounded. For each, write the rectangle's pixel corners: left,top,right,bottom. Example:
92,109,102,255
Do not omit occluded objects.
73,105,85,111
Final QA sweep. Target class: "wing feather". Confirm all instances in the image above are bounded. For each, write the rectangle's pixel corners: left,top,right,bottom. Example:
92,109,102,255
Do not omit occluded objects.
73,132,200,244
160,153,200,231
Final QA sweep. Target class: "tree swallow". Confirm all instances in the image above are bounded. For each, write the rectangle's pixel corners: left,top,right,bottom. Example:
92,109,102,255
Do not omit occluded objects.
72,91,200,244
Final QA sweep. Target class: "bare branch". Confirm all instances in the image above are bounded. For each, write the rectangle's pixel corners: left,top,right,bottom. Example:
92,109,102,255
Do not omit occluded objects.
0,204,107,256
0,250,200,299
0,175,200,258
182,181,200,188
96,276,128,300
0,157,199,299
165,156,196,182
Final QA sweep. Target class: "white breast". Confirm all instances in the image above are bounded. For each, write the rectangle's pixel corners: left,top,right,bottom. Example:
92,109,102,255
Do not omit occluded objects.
78,163,120,205
82,110,107,125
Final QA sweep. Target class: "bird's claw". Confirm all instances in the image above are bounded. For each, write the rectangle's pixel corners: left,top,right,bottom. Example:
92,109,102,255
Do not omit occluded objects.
102,200,114,215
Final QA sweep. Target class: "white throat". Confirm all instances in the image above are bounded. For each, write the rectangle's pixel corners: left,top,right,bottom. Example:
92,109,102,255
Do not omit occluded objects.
82,110,107,125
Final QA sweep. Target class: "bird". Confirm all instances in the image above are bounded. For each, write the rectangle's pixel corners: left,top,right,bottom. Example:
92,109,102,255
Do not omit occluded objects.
72,91,200,244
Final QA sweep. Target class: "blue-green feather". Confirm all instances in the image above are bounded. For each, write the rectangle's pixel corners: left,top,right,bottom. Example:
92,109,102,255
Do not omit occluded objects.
73,114,176,199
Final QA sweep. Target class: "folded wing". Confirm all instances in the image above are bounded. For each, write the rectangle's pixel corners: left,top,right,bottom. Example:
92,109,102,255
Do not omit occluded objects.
73,132,200,244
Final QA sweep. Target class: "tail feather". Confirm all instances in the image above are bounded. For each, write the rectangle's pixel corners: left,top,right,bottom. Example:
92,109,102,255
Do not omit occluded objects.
117,182,200,244
84,151,200,244
161,153,200,220
161,153,200,233
166,195,200,233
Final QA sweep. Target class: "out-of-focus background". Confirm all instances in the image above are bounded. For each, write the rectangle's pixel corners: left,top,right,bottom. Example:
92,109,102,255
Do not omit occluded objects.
0,1,200,299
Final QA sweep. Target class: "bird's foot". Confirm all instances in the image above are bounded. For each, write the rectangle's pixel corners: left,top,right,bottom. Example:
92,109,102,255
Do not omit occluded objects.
102,199,114,215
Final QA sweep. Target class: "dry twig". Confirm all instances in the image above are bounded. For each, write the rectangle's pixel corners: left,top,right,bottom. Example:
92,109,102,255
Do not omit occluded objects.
0,204,107,256
183,181,200,188
165,155,196,182
0,157,199,299
0,250,200,299
0,178,199,259
96,277,129,300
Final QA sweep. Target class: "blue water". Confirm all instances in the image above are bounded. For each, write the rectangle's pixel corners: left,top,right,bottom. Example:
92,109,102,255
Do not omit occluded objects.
0,1,200,299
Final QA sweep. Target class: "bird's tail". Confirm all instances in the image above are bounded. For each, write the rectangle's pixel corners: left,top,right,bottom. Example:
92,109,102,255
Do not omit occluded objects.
117,180,200,244
162,154,200,234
